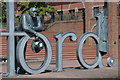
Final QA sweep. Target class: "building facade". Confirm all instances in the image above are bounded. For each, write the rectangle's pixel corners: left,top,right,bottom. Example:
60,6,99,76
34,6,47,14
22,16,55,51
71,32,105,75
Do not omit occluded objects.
1,2,119,61
46,2,119,58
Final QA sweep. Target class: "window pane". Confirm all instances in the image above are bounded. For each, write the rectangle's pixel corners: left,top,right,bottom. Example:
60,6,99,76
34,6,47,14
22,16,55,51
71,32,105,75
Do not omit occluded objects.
93,7,99,17
118,4,120,16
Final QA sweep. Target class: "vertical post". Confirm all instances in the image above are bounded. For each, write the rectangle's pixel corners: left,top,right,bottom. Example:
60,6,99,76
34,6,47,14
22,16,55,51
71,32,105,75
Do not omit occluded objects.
53,33,63,72
61,0,63,20
83,9,86,33
5,1,16,77
53,32,77,72
85,2,93,45
0,2,2,79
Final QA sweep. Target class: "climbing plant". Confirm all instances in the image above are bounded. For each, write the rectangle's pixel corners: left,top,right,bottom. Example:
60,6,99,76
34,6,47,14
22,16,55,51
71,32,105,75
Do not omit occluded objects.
2,2,6,22
17,2,57,20
2,2,57,22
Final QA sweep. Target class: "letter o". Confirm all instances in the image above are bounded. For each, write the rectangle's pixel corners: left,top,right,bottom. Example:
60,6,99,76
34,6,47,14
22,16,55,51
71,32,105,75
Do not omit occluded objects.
16,33,52,74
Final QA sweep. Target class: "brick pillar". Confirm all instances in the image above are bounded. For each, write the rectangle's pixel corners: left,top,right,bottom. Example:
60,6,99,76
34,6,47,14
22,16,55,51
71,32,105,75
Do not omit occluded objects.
85,2,93,45
85,2,93,32
108,2,118,58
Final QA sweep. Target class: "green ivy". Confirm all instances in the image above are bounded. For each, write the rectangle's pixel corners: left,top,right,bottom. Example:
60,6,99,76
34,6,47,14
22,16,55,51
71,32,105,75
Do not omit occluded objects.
2,2,6,22
17,2,57,21
2,2,57,22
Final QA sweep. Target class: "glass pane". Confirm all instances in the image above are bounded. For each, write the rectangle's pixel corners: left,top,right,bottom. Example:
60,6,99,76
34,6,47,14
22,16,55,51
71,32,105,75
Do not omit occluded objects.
118,4,120,16
94,7,99,17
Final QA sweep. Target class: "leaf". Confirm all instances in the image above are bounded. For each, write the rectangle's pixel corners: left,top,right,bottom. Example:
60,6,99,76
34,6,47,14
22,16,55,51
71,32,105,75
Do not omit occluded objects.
2,2,57,23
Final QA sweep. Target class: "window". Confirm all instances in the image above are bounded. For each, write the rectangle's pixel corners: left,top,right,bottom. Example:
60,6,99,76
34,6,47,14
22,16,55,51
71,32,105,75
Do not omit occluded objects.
118,4,120,16
41,15,44,23
57,11,63,15
69,10,75,19
50,12,55,22
93,7,99,17
50,12,54,19
78,8,85,19
69,10,75,14
78,9,84,12
57,11,63,20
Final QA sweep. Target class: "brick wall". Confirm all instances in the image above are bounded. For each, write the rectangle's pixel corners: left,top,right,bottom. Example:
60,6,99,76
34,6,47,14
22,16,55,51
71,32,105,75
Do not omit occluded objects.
118,17,120,35
118,16,120,60
1,2,118,60
47,20,84,39
83,2,119,59
107,2,118,58
0,20,108,60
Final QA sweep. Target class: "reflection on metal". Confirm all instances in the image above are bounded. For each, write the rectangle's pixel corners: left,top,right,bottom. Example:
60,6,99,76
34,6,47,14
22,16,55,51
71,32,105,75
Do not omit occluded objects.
53,32,77,72
0,2,115,77
95,11,108,53
107,57,115,67
16,33,52,74
76,10,115,69
31,38,44,53
15,7,42,37
0,6,50,76
15,7,43,74
3,1,16,77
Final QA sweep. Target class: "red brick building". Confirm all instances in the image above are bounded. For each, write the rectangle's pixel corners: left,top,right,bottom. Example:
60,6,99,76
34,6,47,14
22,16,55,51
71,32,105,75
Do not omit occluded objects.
1,2,120,61
46,2,119,59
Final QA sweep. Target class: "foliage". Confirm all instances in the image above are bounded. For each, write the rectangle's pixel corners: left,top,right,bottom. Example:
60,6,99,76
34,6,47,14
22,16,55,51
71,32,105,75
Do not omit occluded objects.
1,2,57,22
2,2,6,22
17,2,57,20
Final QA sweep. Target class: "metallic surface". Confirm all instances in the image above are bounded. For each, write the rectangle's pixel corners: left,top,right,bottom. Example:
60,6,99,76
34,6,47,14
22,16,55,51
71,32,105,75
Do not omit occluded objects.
29,7,37,18
95,10,108,53
76,32,104,69
15,7,43,74
0,4,115,76
107,57,115,67
0,6,43,76
3,1,16,77
16,33,52,74
53,32,77,72
15,7,42,37
31,38,44,53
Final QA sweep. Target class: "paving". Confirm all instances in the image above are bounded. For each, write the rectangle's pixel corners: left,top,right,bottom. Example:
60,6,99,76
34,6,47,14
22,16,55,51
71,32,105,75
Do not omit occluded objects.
1,59,119,78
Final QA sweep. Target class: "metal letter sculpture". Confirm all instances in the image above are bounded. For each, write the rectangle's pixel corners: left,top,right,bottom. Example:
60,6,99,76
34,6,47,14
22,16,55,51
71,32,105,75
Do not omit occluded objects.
0,2,115,77
16,33,52,74
1,2,16,77
96,11,108,53
15,7,44,74
0,5,52,76
15,7,52,74
15,7,42,36
76,32,104,69
53,32,77,72
76,10,115,69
